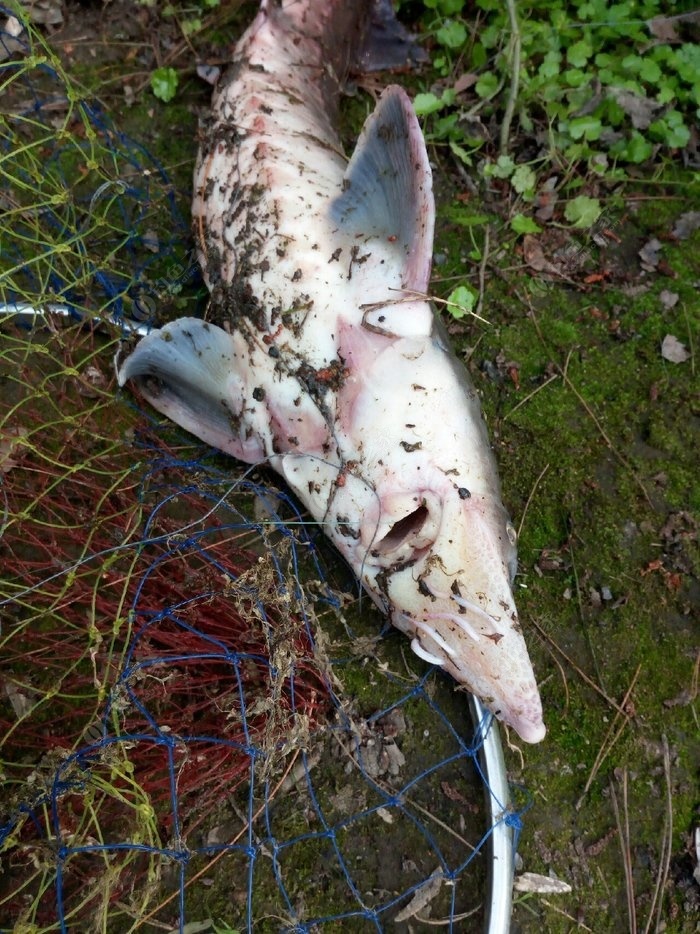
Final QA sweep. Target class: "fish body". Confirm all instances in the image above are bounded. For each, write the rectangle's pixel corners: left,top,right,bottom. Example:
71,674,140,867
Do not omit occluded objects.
118,0,545,742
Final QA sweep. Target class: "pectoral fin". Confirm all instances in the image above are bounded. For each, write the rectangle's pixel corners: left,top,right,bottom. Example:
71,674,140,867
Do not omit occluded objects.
117,317,265,463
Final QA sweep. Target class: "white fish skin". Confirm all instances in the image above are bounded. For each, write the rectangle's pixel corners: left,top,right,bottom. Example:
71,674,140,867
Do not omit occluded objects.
118,0,545,743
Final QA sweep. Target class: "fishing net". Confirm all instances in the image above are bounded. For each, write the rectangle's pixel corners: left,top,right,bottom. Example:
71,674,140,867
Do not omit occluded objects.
0,7,524,931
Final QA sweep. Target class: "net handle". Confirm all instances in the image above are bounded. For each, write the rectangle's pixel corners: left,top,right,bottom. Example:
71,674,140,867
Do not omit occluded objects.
469,694,514,934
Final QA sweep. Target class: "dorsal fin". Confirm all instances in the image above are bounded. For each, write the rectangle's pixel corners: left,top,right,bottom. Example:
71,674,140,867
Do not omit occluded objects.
330,85,434,294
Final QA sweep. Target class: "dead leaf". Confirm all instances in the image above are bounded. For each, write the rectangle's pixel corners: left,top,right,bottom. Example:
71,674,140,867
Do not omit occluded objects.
659,289,679,310
21,0,64,27
522,235,564,277
638,237,662,270
661,334,690,364
3,679,35,718
0,426,28,473
607,87,663,130
453,72,478,95
394,869,444,923
671,211,700,241
440,780,468,804
142,229,160,253
647,9,700,43
514,872,572,895
647,14,680,42
196,63,221,86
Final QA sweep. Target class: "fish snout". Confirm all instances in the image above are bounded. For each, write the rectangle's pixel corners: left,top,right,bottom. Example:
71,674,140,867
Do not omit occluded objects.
390,572,546,743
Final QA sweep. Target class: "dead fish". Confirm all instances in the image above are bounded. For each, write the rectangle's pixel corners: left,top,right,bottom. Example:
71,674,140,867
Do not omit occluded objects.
117,0,546,742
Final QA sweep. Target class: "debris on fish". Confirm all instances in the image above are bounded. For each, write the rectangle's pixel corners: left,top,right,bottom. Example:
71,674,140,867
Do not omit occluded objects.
118,0,546,743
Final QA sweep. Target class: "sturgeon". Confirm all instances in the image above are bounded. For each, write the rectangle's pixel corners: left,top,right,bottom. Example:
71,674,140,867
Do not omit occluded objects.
118,0,546,742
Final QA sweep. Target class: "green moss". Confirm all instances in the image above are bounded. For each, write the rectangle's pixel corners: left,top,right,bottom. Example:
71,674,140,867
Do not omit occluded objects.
443,204,699,930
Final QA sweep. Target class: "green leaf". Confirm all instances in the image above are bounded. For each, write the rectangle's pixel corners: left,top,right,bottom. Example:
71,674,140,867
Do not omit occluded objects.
446,285,476,319
433,113,458,137
563,68,588,88
639,59,661,83
511,214,542,234
511,164,537,196
649,115,690,148
413,92,444,116
487,154,515,179
438,0,465,14
449,140,475,165
564,195,602,228
568,116,603,141
621,132,654,163
437,19,467,49
150,67,179,103
479,23,500,49
567,40,593,68
539,51,561,79
621,54,643,73
475,71,499,99
181,16,202,35
471,42,487,69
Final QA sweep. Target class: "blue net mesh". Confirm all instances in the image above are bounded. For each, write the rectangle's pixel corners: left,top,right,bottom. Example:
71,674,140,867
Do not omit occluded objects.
0,6,524,931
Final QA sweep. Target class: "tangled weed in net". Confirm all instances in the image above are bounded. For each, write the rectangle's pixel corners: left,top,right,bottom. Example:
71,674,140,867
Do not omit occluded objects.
0,8,523,931
0,317,339,926
0,1,198,327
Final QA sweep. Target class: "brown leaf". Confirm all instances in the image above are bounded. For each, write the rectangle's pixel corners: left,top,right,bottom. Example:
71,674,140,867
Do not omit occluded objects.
0,426,28,473
647,9,700,43
608,88,663,130
440,781,467,804
647,14,680,42
453,72,478,95
522,235,563,276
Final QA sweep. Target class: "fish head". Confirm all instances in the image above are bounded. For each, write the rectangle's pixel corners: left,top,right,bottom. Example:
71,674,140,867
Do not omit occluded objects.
353,474,546,744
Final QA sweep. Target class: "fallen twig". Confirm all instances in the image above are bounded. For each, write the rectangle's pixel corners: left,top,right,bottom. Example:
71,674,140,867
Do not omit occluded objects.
576,663,641,810
499,0,521,155
610,768,636,934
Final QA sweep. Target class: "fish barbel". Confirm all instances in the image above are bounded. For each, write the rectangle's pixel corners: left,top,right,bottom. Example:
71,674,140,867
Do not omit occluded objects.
118,0,546,742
